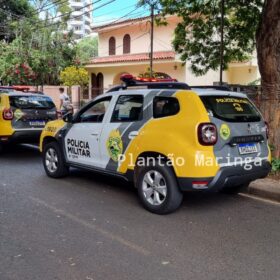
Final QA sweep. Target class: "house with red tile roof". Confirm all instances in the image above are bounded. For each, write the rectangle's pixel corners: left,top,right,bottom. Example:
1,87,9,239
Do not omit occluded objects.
85,15,260,98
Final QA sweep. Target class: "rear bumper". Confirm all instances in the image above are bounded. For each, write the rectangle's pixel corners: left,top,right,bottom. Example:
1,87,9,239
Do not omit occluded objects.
178,160,271,192
0,129,42,144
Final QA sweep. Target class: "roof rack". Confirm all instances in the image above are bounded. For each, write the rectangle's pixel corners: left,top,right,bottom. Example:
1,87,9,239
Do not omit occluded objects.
191,85,230,91
106,74,191,93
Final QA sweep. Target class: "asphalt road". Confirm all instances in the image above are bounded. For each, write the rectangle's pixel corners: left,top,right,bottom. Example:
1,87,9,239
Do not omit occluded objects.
1,145,280,280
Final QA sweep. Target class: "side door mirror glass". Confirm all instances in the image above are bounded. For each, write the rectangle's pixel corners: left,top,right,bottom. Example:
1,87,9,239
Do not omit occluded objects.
63,112,73,123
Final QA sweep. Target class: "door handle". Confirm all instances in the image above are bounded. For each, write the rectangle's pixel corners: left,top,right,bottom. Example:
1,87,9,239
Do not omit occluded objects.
128,131,139,139
91,133,99,140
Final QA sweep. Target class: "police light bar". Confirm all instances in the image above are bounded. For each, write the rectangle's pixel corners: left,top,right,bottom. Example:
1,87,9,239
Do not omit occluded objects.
108,73,191,93
120,74,135,83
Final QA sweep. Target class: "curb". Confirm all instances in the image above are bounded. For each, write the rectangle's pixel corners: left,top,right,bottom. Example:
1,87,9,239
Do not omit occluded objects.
243,178,280,202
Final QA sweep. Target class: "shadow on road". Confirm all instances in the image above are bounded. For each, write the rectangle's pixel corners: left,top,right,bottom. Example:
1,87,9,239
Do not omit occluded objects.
0,144,40,159
0,144,236,212
68,168,233,212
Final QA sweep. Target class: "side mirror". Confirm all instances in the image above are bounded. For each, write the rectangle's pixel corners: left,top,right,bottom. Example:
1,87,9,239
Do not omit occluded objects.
63,112,73,123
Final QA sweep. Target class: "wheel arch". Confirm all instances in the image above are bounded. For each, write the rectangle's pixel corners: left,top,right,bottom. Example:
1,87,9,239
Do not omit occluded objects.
42,136,58,150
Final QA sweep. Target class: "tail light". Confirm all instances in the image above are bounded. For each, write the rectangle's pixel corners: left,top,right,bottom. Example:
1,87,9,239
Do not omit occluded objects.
265,121,269,139
3,108,13,120
198,123,218,145
192,181,209,189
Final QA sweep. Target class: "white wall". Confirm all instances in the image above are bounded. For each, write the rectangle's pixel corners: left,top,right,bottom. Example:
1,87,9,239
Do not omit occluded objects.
185,63,229,86
98,17,180,56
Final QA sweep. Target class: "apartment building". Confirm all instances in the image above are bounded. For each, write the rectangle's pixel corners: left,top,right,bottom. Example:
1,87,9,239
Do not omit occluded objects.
68,0,93,40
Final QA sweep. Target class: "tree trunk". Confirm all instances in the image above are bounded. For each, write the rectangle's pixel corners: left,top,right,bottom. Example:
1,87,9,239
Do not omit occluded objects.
256,0,280,158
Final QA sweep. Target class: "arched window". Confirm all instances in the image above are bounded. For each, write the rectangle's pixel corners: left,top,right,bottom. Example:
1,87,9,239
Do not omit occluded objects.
109,37,116,55
96,72,104,95
123,34,131,54
91,73,97,97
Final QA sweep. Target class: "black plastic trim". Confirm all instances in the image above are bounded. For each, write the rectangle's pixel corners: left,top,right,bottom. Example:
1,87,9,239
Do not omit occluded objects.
2,130,42,144
65,161,134,182
229,134,264,145
178,160,271,192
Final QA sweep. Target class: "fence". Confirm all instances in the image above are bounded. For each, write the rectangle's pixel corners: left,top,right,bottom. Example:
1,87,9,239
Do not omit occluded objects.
229,84,280,158
227,84,261,106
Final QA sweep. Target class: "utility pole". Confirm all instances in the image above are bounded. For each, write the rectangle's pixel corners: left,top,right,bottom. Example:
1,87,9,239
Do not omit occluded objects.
219,0,225,85
149,2,154,78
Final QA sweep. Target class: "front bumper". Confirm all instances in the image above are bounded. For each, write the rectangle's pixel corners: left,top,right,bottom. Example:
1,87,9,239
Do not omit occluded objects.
178,160,271,192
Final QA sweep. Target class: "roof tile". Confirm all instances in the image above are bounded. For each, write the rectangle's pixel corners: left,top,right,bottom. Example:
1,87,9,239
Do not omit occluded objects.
88,51,175,64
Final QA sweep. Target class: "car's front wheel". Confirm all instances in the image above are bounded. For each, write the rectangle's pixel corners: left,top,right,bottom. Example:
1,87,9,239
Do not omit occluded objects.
43,142,69,178
136,162,183,214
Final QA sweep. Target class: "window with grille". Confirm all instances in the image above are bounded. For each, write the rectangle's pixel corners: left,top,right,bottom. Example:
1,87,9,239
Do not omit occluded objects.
123,34,131,54
109,37,116,55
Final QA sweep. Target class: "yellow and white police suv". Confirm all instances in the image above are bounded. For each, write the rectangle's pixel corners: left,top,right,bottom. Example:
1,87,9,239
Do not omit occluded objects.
40,76,271,214
0,89,57,152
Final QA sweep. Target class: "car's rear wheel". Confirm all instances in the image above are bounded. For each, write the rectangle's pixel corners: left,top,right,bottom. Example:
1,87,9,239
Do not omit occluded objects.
43,142,69,178
136,162,183,214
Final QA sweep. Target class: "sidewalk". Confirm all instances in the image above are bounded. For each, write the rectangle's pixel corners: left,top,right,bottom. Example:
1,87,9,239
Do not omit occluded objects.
243,178,280,202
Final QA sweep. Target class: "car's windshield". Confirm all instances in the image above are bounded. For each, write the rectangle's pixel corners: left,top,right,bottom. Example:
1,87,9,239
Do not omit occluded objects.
9,95,55,109
200,96,261,122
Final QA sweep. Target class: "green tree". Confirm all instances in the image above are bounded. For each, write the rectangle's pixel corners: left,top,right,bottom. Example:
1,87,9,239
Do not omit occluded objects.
60,66,89,89
31,0,72,15
158,0,280,157
0,23,76,86
76,36,98,64
0,0,77,86
159,0,263,76
0,0,76,85
0,0,35,41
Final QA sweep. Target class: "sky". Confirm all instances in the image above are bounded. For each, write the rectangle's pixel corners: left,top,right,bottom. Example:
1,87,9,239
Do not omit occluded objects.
92,0,150,26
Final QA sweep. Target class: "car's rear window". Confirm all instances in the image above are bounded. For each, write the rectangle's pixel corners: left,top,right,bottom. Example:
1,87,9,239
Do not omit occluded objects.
200,96,261,122
9,95,55,109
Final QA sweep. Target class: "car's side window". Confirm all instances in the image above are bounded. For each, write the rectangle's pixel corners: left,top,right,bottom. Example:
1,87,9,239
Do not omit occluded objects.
79,97,111,123
111,95,143,122
153,97,180,118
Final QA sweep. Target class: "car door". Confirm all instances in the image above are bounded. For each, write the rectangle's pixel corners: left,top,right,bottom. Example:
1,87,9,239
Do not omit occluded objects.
99,95,144,172
64,96,112,168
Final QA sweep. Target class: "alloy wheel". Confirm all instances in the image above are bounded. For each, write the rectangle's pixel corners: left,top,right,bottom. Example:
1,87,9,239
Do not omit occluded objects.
45,148,59,173
142,170,167,206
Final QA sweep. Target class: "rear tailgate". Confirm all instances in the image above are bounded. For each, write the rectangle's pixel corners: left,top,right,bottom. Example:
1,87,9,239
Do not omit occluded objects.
9,95,57,130
200,95,269,166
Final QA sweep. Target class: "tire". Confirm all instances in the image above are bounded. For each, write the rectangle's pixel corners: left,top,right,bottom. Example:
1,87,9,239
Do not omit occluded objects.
0,143,3,154
43,141,69,178
220,183,249,194
136,161,183,215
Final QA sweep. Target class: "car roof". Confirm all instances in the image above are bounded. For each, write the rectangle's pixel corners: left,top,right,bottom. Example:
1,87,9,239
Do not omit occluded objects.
102,88,247,99
192,88,247,98
3,91,50,98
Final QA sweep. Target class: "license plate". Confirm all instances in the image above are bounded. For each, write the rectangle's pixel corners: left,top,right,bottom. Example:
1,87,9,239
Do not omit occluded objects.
29,121,46,127
238,143,258,154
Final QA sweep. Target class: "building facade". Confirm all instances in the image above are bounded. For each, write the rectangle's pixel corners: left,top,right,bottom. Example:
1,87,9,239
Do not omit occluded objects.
68,0,93,40
85,15,260,99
